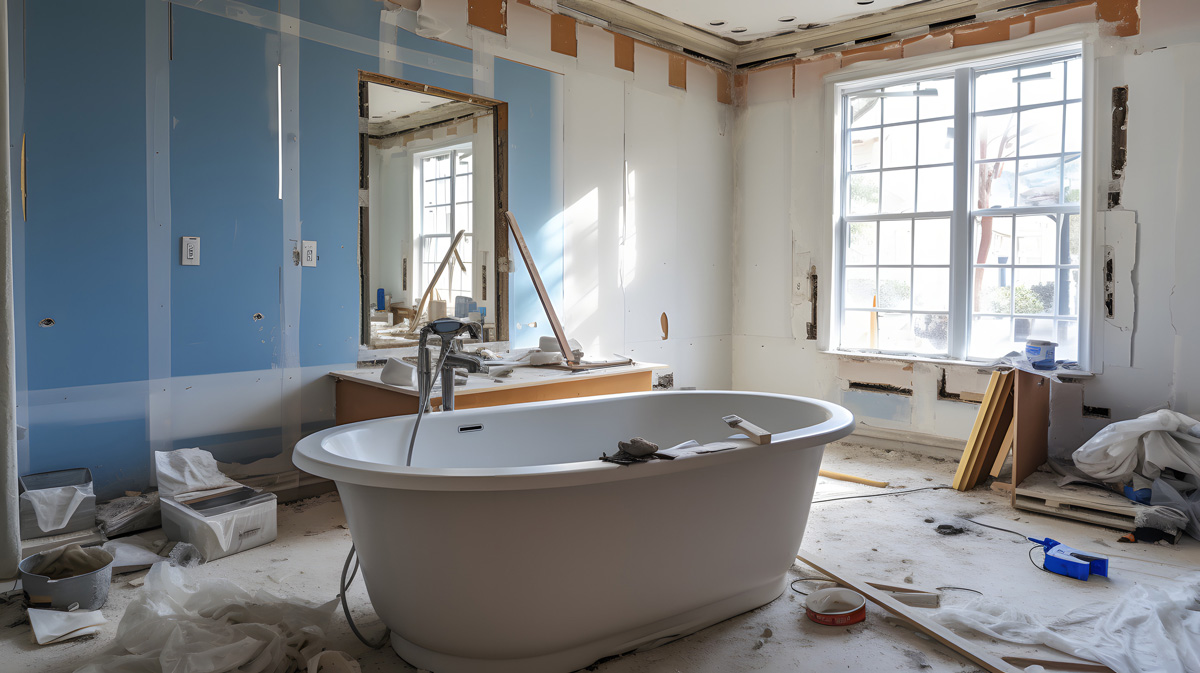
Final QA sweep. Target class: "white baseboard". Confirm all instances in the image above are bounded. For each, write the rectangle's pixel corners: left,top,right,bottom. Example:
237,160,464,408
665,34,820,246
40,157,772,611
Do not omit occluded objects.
833,424,965,462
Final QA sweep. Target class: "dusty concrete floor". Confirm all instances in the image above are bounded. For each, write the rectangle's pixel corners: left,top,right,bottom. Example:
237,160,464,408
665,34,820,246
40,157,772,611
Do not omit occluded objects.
5,443,1198,673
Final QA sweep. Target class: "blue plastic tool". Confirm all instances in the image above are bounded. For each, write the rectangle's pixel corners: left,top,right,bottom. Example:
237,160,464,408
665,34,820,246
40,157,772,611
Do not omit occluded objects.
377,288,385,311
1028,537,1108,581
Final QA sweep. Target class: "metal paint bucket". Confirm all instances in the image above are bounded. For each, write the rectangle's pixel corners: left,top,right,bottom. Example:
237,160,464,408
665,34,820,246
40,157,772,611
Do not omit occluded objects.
805,587,867,626
18,548,114,611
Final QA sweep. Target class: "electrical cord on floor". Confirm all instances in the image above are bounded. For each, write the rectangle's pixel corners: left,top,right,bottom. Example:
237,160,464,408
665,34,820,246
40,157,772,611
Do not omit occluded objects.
340,545,390,649
811,485,953,504
961,517,1029,539
1028,544,1056,575
788,574,837,596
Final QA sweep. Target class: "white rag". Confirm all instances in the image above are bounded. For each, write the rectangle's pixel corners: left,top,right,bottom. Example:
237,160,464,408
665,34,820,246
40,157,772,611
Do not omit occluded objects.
28,608,107,645
1071,409,1200,483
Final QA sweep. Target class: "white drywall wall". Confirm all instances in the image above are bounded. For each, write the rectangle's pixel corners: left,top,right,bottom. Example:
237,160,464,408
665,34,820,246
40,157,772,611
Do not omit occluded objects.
730,0,1200,447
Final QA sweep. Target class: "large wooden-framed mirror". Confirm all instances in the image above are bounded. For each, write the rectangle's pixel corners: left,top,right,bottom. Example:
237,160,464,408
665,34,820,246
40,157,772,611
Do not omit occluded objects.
358,71,508,349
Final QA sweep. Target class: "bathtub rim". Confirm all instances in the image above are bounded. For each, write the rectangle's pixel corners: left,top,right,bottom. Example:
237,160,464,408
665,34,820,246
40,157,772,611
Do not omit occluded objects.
293,390,854,492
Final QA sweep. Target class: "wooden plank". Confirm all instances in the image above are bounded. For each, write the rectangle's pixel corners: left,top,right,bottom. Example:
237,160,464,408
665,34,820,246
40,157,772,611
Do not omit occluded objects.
989,417,1015,478
795,551,1022,673
1015,472,1142,517
1013,496,1136,532
1012,369,1051,496
717,69,732,105
969,376,1013,488
1002,656,1115,672
953,370,1000,489
506,211,575,363
412,229,467,329
955,371,1013,491
818,470,888,488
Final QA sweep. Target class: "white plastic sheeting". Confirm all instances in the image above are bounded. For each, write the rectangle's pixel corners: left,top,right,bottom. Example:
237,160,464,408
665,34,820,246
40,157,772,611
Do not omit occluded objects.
933,573,1200,673
20,483,92,532
73,562,359,673
154,448,240,498
1072,410,1200,483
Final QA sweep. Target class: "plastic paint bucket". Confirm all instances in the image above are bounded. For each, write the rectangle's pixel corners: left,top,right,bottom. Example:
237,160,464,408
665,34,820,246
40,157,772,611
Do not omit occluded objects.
1025,340,1058,370
805,587,867,626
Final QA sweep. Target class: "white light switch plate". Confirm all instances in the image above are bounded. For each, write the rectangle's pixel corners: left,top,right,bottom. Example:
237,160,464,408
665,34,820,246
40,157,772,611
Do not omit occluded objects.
301,240,317,267
181,236,200,266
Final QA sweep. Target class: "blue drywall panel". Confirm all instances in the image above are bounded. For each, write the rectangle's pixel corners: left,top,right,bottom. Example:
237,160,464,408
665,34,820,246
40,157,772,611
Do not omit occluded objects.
170,8,283,377
23,1,148,390
298,40,371,367
299,0,382,42
494,59,563,348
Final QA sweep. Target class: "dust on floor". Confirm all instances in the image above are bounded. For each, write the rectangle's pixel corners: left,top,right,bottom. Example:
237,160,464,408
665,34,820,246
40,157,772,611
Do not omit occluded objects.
4,442,1197,673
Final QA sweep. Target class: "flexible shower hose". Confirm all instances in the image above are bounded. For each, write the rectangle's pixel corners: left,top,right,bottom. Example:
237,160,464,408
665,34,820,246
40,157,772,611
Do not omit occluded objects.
341,343,451,648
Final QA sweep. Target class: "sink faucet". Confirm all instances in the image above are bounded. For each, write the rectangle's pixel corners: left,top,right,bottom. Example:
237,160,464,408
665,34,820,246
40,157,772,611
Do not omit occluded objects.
417,318,483,411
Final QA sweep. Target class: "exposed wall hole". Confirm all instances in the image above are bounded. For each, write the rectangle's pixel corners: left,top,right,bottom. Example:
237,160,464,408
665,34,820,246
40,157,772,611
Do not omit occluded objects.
38,318,54,327
848,381,912,396
730,27,748,33
708,20,725,26
252,313,264,321
653,372,675,390
1083,405,1112,419
1109,86,1129,209
936,369,981,404
778,16,796,22
1103,250,1115,319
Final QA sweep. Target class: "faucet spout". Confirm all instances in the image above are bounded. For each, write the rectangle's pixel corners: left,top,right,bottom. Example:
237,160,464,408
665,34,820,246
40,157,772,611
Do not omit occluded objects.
417,318,483,411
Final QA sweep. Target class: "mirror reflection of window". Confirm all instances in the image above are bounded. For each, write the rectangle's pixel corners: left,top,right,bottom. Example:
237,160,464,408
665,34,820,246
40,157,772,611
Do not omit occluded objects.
417,147,473,306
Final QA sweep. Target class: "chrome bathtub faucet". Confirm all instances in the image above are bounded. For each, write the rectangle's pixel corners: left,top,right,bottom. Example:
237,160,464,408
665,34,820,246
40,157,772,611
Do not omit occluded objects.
417,318,484,411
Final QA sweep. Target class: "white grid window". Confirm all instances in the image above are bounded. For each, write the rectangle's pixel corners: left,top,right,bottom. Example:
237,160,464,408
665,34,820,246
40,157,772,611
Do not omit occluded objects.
417,147,473,303
838,47,1083,362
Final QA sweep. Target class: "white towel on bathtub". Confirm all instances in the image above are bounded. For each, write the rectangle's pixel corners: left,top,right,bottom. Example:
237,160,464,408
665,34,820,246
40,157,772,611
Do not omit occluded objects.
659,439,750,459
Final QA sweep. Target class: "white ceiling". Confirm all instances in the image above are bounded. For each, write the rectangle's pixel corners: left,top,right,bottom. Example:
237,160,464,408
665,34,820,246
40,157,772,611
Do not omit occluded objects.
367,83,445,123
626,0,929,41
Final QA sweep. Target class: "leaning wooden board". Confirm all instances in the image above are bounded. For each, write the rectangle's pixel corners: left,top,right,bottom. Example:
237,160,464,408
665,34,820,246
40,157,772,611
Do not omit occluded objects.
796,551,1023,673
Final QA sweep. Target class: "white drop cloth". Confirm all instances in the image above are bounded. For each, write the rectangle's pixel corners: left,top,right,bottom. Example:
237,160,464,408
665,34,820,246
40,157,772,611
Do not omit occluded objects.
154,448,240,498
933,573,1200,673
1072,410,1200,483
73,562,355,673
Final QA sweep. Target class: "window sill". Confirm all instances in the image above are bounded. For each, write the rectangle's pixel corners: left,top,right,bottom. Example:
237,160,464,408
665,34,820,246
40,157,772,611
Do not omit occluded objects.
819,348,1095,377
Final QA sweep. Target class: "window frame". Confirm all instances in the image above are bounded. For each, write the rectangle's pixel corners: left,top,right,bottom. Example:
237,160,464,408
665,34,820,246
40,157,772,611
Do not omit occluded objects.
824,36,1096,369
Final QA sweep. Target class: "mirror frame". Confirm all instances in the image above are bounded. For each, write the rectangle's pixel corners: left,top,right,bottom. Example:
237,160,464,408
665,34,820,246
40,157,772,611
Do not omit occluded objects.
357,70,509,346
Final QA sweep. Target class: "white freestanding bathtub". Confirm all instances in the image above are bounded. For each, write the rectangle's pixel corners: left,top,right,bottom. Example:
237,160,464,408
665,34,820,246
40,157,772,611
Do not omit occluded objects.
294,390,854,673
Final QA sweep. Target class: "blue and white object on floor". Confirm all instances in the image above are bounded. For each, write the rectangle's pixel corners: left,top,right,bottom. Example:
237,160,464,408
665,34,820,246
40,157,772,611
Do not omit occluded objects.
1029,537,1108,581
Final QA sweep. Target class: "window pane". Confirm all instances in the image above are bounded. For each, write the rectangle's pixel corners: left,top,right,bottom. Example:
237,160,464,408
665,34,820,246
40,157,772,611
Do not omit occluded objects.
977,267,1012,315
1063,214,1081,265
912,313,949,353
1056,320,1079,361
882,124,916,168
1059,268,1079,316
879,220,911,265
455,175,472,202
455,204,473,234
1017,157,1061,206
1064,102,1082,153
1013,215,1057,265
842,311,872,349
883,84,917,124
850,96,881,128
848,173,880,215
913,268,950,311
878,268,911,310
970,316,1013,358
1019,105,1064,156
845,268,877,308
1064,156,1081,204
976,160,1015,209
975,216,1013,264
850,129,881,170
457,151,473,173
914,219,950,265
976,113,1017,161
1013,268,1055,315
847,221,877,264
918,120,954,165
881,169,915,213
1019,62,1064,106
918,79,955,119
1066,57,1082,100
975,68,1017,112
877,312,914,351
917,166,954,212
1014,317,1054,344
